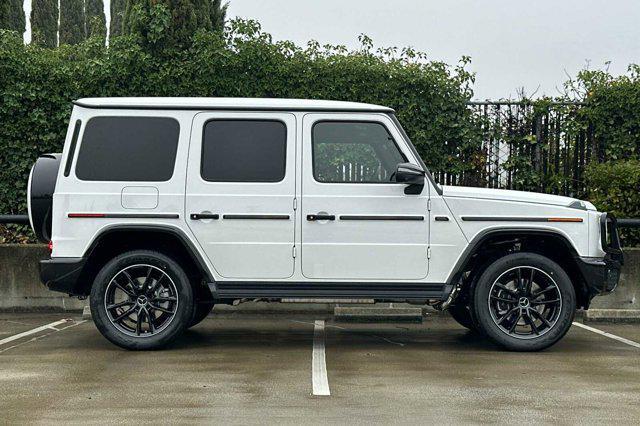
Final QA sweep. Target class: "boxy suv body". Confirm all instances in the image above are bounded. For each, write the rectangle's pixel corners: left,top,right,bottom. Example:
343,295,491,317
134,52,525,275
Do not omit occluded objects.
29,98,623,351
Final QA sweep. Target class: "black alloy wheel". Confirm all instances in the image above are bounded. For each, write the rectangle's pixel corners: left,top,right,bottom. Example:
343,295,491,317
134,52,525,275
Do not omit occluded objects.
487,266,562,339
104,264,179,337
472,252,576,351
90,250,194,350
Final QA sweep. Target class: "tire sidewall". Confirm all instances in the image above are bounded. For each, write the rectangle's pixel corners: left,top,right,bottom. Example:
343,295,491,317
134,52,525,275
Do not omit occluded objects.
473,252,576,351
90,250,194,350
188,300,215,328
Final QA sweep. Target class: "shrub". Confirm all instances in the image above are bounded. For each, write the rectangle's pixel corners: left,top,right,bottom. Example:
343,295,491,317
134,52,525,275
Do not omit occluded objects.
584,160,640,247
0,21,477,242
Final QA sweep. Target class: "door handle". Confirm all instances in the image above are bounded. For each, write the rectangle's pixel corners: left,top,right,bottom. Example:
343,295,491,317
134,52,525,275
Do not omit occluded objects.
190,213,219,220
307,214,335,221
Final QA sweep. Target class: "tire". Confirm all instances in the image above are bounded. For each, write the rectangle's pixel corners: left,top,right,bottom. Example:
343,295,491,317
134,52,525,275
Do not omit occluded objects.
90,250,194,350
472,252,576,352
448,303,479,332
189,300,214,328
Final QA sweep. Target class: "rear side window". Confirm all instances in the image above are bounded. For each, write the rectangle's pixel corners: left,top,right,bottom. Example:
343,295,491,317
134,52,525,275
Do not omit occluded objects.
201,120,286,182
75,116,180,181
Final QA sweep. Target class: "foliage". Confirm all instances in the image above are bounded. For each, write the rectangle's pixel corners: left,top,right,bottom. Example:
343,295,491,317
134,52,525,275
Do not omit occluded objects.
59,0,86,45
584,160,640,246
575,65,640,161
110,0,127,37
123,0,201,51
209,0,228,30
0,0,25,33
31,0,59,48
0,19,639,246
0,20,474,242
86,0,107,41
122,0,228,49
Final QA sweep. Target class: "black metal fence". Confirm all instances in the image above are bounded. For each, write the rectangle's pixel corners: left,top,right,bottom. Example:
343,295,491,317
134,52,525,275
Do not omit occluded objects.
463,101,597,198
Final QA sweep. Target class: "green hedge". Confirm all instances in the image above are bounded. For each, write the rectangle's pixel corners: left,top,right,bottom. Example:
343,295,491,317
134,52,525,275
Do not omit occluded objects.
576,65,640,161
1,19,639,246
584,160,640,247
0,19,477,242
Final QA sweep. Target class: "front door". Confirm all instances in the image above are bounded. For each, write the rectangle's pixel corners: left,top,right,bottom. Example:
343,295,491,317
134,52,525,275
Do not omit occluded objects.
301,113,430,280
186,112,296,279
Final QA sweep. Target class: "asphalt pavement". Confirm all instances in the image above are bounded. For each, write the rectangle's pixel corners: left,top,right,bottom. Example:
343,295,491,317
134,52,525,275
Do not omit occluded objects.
1,312,639,424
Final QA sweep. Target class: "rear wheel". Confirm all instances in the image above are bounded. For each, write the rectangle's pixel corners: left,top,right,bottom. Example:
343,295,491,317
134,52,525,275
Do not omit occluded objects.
448,303,479,332
189,300,214,328
472,252,576,351
90,250,194,350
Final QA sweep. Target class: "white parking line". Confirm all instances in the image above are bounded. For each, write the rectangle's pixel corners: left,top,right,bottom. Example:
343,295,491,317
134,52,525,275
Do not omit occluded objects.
573,321,640,349
312,320,331,396
0,319,74,347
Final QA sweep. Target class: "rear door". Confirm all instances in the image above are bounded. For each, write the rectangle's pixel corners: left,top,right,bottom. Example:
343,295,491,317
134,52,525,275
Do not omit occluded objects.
186,112,296,279
301,113,430,280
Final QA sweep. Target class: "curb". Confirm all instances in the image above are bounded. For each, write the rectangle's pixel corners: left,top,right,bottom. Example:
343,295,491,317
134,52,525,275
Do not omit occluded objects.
334,306,423,323
584,309,640,323
82,305,92,320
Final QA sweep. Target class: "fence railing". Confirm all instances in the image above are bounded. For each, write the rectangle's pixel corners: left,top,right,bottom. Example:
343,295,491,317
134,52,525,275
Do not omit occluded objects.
454,100,598,198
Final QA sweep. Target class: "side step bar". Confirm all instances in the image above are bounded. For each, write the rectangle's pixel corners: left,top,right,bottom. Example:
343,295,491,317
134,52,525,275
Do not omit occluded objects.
208,282,449,301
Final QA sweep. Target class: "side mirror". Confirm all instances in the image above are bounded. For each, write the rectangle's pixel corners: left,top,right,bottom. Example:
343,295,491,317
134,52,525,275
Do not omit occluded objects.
395,162,425,185
395,163,425,195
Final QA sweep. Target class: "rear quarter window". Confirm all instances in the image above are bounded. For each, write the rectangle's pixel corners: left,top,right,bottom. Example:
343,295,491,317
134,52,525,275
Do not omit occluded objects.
75,116,180,181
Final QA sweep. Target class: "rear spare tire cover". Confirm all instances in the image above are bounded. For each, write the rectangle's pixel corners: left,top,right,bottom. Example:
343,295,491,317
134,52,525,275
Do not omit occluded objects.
28,154,61,242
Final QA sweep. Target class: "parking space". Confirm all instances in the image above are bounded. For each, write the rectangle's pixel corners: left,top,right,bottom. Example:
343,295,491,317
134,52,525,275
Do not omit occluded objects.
1,313,639,423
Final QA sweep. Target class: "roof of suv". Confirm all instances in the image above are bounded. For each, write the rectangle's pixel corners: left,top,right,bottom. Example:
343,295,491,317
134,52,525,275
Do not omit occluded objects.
73,97,394,113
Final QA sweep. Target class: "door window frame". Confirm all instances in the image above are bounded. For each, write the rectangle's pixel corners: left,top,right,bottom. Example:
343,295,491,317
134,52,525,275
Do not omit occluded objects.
199,118,288,184
310,119,410,185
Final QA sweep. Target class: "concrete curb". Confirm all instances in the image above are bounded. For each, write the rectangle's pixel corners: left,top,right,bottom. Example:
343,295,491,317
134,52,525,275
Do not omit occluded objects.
584,309,640,323
82,305,92,320
334,306,423,323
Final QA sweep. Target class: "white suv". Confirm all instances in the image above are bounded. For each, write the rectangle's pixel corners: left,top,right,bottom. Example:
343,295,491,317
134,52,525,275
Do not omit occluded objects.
30,97,623,351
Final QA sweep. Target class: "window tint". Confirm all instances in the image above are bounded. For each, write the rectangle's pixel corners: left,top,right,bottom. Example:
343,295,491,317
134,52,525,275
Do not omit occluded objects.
312,121,406,183
75,116,179,181
201,120,287,182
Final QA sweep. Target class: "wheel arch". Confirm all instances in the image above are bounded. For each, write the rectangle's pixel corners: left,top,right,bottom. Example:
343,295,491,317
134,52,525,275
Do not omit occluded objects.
447,228,590,309
74,225,214,296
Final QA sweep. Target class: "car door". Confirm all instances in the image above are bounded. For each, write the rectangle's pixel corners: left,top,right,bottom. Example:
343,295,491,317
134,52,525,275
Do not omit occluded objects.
186,112,296,279
301,113,430,280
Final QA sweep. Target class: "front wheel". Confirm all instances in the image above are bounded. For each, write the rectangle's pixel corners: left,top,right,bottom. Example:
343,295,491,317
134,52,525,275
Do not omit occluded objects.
473,252,576,351
90,250,194,350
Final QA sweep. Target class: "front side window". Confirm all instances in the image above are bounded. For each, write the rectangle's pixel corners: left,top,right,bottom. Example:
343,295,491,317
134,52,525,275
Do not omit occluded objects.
201,120,287,182
312,121,406,183
75,116,180,181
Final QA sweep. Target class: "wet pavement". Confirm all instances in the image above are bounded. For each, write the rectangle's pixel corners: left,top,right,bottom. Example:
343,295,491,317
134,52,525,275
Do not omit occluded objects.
0,313,639,424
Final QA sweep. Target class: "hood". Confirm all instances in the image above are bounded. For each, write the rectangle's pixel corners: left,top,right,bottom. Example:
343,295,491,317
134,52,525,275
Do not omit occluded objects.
441,185,596,210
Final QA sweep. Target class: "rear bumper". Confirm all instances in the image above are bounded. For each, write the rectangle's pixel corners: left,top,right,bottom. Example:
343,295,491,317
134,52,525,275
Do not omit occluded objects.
39,257,86,296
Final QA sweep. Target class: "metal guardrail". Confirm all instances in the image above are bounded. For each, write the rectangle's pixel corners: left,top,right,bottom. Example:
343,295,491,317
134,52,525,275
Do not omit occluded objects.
618,219,640,229
0,215,29,225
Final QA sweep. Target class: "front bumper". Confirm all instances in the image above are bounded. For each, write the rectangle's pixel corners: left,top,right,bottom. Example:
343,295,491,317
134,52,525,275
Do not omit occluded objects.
39,257,86,296
577,254,623,296
578,212,625,297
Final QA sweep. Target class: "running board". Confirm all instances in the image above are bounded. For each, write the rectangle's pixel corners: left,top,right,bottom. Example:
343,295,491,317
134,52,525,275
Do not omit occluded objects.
208,282,449,300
